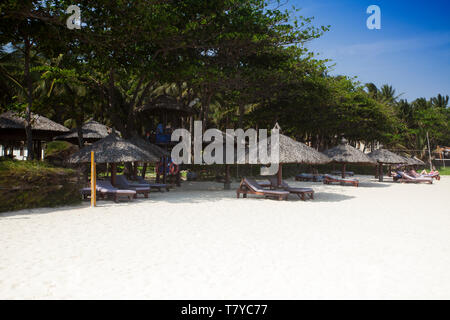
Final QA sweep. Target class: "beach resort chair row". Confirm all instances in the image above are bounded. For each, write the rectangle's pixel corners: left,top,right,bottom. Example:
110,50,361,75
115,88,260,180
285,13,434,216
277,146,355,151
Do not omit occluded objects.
81,175,170,202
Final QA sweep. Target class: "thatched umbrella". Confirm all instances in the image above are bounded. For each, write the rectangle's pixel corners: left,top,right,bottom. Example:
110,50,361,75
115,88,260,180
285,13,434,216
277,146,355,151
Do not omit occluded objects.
368,148,407,182
128,135,170,181
399,155,425,167
241,127,331,186
129,135,169,158
323,138,376,178
54,120,113,144
69,133,160,185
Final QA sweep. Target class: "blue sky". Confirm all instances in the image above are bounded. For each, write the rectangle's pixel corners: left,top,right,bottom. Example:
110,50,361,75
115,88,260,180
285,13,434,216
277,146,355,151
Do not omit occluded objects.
286,0,450,101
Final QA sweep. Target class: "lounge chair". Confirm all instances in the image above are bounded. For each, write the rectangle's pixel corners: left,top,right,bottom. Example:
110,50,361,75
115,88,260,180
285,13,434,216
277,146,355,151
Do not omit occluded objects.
396,172,433,184
413,170,440,181
237,177,289,200
268,177,314,200
96,180,136,202
136,176,170,192
323,174,359,187
331,170,354,176
295,173,324,182
80,187,91,200
116,175,150,198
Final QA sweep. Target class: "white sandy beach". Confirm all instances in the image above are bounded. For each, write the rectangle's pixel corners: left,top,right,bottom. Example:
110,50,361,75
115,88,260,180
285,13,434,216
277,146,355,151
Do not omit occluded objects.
1,175,449,299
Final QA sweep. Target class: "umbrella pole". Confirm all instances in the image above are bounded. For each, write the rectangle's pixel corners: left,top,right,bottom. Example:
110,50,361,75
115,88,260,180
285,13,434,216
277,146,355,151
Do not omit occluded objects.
379,163,384,182
90,151,96,207
142,163,147,179
111,163,117,187
224,164,231,190
277,163,283,187
341,163,346,178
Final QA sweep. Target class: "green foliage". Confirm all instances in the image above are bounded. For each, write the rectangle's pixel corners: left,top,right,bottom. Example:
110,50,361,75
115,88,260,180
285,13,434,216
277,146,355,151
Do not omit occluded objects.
44,140,73,157
0,160,82,212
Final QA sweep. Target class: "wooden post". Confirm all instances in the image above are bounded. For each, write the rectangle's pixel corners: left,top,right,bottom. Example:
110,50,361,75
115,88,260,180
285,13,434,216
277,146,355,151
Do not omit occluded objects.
142,163,147,178
341,163,346,178
277,163,283,187
426,131,432,170
379,162,383,182
90,151,96,207
110,163,117,187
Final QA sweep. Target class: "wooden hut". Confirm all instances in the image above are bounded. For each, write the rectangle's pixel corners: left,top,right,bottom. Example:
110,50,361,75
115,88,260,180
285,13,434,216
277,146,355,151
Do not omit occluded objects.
0,111,69,159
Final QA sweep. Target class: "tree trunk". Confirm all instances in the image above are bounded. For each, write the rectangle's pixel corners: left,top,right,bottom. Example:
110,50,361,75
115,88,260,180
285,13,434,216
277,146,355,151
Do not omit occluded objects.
24,37,34,160
75,116,84,148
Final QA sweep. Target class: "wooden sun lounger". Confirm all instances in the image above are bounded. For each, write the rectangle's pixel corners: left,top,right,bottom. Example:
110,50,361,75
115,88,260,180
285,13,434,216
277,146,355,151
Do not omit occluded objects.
268,177,314,201
396,172,433,184
137,176,170,191
116,175,150,198
331,170,354,176
295,173,324,182
237,178,289,200
323,174,359,187
96,181,136,202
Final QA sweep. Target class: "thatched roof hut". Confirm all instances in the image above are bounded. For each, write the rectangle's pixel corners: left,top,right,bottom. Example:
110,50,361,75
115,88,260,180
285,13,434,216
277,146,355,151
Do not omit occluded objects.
368,149,406,164
0,111,69,159
323,138,376,178
54,120,112,144
68,133,160,164
0,111,69,132
0,111,68,142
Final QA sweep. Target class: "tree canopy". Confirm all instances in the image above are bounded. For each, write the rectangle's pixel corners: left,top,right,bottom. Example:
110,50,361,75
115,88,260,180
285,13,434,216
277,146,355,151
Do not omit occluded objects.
0,0,448,160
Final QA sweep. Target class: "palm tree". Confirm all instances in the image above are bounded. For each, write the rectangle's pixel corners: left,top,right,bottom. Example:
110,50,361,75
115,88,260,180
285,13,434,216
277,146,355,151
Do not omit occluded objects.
431,94,449,109
379,84,401,105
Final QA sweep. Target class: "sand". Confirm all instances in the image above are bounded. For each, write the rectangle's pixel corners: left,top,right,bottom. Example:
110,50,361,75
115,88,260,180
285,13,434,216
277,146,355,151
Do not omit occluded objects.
1,175,449,299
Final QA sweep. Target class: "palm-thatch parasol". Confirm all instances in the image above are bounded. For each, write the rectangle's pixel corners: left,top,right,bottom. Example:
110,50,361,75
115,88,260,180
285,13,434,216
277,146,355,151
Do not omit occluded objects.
323,138,376,178
69,133,160,185
399,155,425,167
368,148,407,181
241,126,331,186
128,135,171,181
128,135,169,158
54,120,113,144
